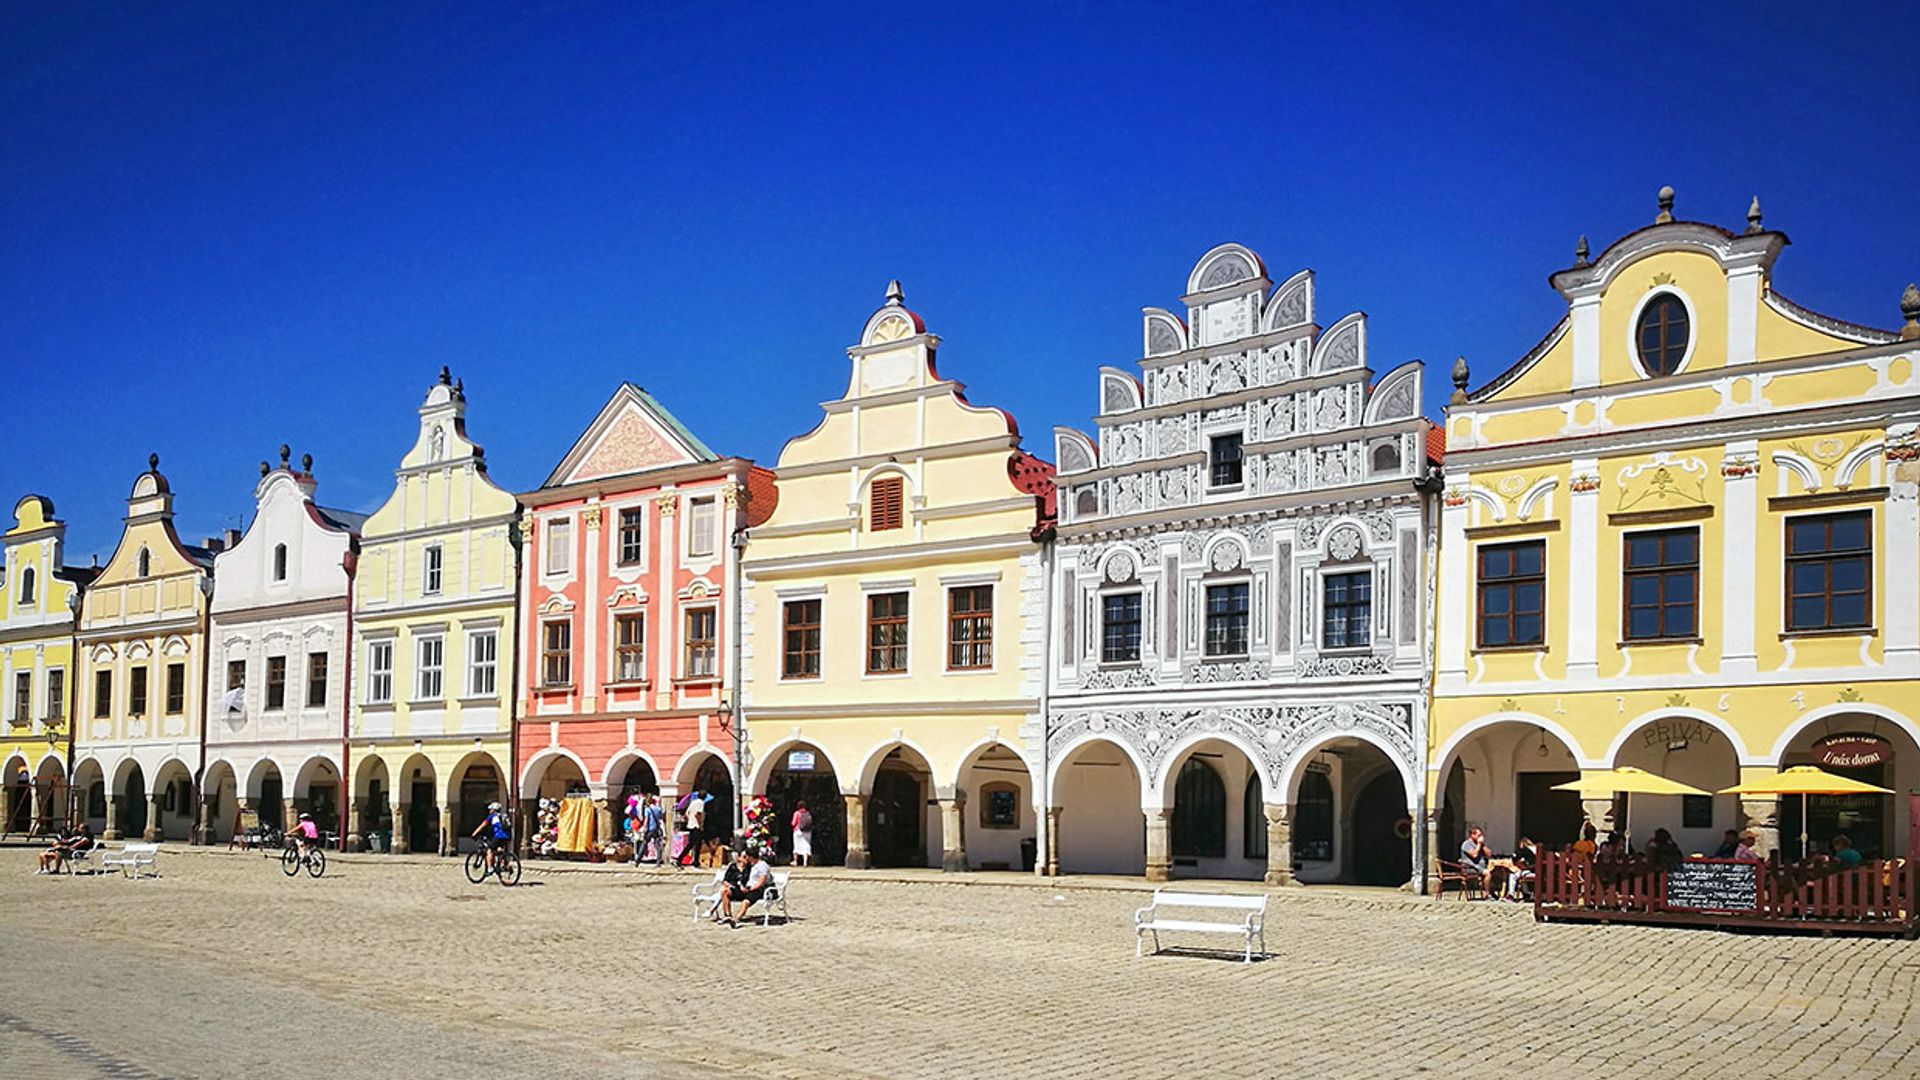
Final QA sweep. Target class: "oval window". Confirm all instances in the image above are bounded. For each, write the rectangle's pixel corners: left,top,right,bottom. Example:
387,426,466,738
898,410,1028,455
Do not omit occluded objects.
1635,294,1690,376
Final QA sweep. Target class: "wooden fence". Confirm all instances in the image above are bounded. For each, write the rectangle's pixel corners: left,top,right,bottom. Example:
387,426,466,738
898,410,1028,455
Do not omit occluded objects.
1533,852,1917,936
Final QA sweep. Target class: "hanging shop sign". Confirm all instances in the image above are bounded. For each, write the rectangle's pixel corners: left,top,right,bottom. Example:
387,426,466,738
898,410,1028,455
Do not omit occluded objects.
1813,734,1891,769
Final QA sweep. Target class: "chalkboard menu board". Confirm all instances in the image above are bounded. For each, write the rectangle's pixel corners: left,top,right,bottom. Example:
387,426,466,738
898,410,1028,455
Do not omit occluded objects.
1664,859,1759,912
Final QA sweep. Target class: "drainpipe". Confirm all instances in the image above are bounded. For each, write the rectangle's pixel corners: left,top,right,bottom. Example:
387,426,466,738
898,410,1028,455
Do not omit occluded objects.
1037,533,1055,876
65,590,82,830
194,569,214,843
1414,465,1446,896
340,546,357,853
729,503,748,836
507,512,523,857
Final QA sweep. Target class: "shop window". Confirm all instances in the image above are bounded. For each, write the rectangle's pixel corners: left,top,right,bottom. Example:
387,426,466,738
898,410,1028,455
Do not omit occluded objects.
683,607,717,678
1477,540,1545,647
1785,510,1872,632
1624,527,1698,640
1635,294,1690,376
1203,582,1250,657
1322,570,1372,650
866,592,909,673
1296,769,1334,862
782,600,820,679
1208,433,1243,489
613,614,646,682
1101,592,1142,663
869,477,904,532
1243,775,1267,860
947,585,993,670
978,782,1021,830
1171,757,1225,859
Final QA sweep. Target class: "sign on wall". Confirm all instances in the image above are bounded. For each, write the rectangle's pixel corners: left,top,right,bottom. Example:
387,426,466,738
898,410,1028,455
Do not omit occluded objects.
1814,734,1892,769
787,750,816,772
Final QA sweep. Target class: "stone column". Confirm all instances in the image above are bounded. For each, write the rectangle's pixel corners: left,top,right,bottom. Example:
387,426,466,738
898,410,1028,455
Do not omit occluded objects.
1740,797,1781,862
1423,808,1443,896
1043,807,1062,876
347,798,366,852
391,798,411,854
1263,803,1295,886
102,792,122,841
441,802,458,856
1144,808,1172,883
843,794,869,869
145,792,165,842
939,794,967,873
194,794,218,846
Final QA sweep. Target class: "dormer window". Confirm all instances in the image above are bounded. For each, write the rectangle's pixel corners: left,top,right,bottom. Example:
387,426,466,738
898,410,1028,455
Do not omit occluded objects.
869,477,905,532
1635,294,1690,376
272,544,288,582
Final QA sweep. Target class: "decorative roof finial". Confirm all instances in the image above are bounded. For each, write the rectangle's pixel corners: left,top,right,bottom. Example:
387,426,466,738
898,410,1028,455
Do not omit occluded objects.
1574,235,1591,268
1655,185,1675,224
278,444,291,467
453,378,464,398
301,453,313,472
885,280,904,305
259,461,270,477
1449,356,1470,404
1901,283,1920,341
147,452,159,471
1745,195,1764,235
437,365,452,385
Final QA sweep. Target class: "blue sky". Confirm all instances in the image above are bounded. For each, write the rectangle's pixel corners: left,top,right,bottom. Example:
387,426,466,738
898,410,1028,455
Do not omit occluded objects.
4,3,1916,559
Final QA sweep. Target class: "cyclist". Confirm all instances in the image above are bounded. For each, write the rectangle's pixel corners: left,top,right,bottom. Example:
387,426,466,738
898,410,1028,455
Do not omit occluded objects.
289,812,320,861
472,801,512,874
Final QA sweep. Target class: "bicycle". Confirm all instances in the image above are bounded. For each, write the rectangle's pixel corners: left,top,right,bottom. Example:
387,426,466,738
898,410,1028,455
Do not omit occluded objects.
464,842,521,887
280,840,327,878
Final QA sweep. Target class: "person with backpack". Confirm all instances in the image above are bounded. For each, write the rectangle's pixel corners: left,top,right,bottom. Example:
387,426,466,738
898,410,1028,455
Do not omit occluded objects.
790,800,814,867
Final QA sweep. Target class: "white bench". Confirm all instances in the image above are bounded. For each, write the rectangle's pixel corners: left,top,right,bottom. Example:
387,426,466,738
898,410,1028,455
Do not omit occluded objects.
1134,889,1267,962
99,842,161,880
691,867,792,926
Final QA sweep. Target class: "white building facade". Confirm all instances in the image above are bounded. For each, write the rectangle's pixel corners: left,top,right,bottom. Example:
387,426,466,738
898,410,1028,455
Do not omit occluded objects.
1046,243,1437,886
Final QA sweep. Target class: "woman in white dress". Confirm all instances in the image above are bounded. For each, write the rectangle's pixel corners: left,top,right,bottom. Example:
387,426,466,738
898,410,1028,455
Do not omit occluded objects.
790,801,814,867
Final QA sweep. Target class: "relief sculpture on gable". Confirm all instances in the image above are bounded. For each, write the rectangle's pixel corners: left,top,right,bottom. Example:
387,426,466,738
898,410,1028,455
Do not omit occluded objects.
1157,417,1189,455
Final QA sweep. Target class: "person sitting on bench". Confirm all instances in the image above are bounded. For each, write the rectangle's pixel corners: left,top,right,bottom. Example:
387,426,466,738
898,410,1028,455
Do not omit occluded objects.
38,822,93,874
713,846,772,927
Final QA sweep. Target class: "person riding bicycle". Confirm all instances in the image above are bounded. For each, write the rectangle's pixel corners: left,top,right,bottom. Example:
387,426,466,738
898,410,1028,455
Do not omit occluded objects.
472,801,512,872
290,812,319,858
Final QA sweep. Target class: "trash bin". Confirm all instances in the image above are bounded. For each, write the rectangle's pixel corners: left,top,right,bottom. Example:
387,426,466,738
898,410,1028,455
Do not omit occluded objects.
1020,837,1037,873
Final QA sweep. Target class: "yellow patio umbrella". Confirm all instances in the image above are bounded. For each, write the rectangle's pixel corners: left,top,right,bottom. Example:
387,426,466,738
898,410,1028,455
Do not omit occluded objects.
1553,766,1710,845
1717,766,1894,857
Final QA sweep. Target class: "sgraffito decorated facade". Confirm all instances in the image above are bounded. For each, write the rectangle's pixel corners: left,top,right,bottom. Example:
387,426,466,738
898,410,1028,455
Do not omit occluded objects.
1430,189,1920,882
1,496,94,837
1048,244,1438,885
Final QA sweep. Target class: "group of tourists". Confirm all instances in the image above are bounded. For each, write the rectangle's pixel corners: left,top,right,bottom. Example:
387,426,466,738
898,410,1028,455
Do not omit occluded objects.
1457,816,1878,896
33,821,94,873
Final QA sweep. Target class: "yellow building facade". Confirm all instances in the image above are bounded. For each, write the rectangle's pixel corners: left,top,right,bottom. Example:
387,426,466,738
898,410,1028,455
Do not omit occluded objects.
741,284,1054,870
1,496,93,836
350,370,518,854
73,456,214,841
1431,189,1920,880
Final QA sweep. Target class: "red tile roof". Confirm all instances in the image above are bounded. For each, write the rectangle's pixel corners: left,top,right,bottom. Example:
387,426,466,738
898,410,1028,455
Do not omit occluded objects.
1425,423,1446,465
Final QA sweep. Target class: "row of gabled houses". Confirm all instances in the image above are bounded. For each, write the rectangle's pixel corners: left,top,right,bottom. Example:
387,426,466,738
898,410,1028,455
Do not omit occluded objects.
6,188,1920,890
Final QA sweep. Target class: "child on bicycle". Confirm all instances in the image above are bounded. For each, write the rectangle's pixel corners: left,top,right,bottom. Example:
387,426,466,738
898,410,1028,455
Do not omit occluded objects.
472,801,512,871
290,812,319,856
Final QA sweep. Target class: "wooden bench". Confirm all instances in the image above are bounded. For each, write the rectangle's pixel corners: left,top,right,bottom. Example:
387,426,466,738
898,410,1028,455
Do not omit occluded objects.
1134,889,1267,962
691,867,792,926
99,842,160,880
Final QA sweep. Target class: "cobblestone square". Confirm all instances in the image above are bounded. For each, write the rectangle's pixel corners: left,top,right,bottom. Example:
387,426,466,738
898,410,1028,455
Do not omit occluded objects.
3,847,1918,1079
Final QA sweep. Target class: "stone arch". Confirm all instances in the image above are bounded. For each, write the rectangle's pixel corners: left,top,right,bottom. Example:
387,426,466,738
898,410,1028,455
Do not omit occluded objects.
857,740,938,869
73,756,108,831
1199,532,1251,576
1142,308,1186,357
1051,734,1148,876
518,746,592,800
392,752,440,854
150,756,197,841
350,753,391,850
757,738,843,866
1186,242,1264,294
602,747,663,793
1766,702,1920,763
1835,439,1885,490
1046,730,1153,802
748,736,846,796
31,752,67,834
1098,368,1142,414
1362,361,1422,424
673,742,735,790
1052,427,1098,476
1263,268,1314,331
201,758,240,843
447,750,505,850
1432,717,1585,859
1310,312,1366,374
1604,707,1754,767
1150,728,1270,808
1278,728,1418,810
1769,450,1821,494
953,737,1036,871
2,754,29,835
1606,711,1745,854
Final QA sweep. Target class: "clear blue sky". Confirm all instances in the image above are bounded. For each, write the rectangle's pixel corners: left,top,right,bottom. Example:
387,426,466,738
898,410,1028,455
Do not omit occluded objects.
4,3,1916,559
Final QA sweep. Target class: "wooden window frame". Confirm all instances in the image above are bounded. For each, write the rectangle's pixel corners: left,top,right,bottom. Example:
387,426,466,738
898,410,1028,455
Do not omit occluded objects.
1622,527,1700,642
164,662,185,715
947,585,994,671
540,619,572,688
129,665,149,717
1202,581,1251,658
306,651,328,709
613,613,647,683
93,669,112,719
45,668,63,722
683,606,718,679
1635,294,1690,376
1784,510,1873,633
869,477,905,532
866,591,910,674
617,507,645,566
782,599,822,680
266,657,288,711
1475,539,1546,649
12,672,28,725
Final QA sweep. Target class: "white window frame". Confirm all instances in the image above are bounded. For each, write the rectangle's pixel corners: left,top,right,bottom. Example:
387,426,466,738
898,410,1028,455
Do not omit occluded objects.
613,503,648,569
611,611,647,683
415,634,444,701
366,640,394,705
545,517,573,577
686,495,718,560
466,628,497,698
423,543,444,596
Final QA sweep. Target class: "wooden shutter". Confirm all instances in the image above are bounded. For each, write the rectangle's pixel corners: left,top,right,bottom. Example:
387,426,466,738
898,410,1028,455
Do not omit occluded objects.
870,477,904,531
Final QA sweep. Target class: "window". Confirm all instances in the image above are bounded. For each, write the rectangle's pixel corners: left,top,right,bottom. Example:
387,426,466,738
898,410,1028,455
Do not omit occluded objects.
618,508,645,565
45,669,63,721
1477,540,1545,648
684,607,717,678
165,662,185,714
18,566,34,604
366,641,394,704
1322,571,1373,650
979,782,1021,829
947,585,993,670
1682,794,1714,829
613,615,646,682
306,652,328,708
1208,433,1244,488
1635,294,1690,376
265,656,287,710
136,548,150,577
869,477,904,532
1624,528,1698,640
541,620,572,687
468,629,498,696
12,673,27,724
1242,775,1267,860
1171,757,1225,859
415,636,444,700
1295,769,1334,861
545,518,571,575
1786,511,1872,632
272,543,288,582
866,592,909,673
227,660,245,692
93,670,112,718
423,544,443,595
687,496,717,558
129,666,149,716
1101,592,1142,663
782,600,821,679
1203,583,1250,657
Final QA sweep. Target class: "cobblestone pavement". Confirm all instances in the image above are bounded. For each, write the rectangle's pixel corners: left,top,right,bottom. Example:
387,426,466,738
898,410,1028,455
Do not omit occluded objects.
3,847,1919,1079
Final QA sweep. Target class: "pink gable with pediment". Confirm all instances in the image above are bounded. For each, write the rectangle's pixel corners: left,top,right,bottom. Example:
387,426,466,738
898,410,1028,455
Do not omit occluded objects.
569,406,692,482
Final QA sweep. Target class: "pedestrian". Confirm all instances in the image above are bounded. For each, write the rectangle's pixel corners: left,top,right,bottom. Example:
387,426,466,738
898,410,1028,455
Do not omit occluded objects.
680,788,707,868
790,800,814,867
642,794,666,867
